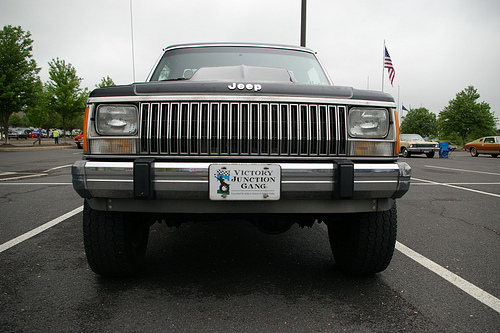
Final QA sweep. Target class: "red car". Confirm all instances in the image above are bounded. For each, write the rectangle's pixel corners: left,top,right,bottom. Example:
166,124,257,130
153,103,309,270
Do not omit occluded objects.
75,133,83,149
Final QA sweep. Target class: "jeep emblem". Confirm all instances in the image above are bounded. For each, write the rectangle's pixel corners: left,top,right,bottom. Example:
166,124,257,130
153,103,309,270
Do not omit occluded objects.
228,82,262,92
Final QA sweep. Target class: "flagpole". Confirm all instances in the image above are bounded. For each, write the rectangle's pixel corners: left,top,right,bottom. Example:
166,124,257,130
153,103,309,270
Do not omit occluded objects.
397,85,400,114
381,40,385,92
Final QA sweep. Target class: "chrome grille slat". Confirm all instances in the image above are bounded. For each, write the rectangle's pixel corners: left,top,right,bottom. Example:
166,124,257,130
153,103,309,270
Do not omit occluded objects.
140,101,346,156
150,103,159,153
338,106,347,155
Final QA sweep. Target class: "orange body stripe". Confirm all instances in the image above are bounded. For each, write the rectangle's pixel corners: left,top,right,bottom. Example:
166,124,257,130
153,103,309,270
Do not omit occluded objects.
83,106,89,152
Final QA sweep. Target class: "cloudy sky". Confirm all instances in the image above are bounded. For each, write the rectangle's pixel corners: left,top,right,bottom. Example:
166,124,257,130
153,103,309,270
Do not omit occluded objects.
2,0,499,123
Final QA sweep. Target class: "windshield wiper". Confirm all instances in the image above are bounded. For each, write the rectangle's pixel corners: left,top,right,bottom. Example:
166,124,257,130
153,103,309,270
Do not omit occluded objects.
159,77,189,81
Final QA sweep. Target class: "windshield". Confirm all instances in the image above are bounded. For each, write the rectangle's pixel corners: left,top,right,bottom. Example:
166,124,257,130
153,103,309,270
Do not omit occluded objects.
400,134,425,141
149,46,330,85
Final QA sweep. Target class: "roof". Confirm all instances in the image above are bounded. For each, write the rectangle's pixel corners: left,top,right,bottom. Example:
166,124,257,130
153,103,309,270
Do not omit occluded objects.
162,42,316,54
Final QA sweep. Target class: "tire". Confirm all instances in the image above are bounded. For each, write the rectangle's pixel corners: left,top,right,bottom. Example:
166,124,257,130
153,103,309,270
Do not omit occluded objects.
491,154,498,158
327,202,397,276
401,147,410,158
470,147,479,157
83,201,150,277
426,151,435,158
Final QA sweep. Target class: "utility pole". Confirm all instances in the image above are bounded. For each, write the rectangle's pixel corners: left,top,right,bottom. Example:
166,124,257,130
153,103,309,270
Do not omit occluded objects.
130,0,136,82
301,0,307,47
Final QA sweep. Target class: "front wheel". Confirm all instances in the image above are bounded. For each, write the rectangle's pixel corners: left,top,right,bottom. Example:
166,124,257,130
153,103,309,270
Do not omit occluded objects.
401,147,410,158
83,201,150,277
426,151,435,158
470,147,479,157
327,203,397,276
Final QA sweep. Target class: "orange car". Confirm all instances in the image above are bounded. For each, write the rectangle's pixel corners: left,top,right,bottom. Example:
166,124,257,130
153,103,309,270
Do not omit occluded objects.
464,136,500,157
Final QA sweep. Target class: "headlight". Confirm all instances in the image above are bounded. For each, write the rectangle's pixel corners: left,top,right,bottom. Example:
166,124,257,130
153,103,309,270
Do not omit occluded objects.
348,108,389,138
96,104,138,135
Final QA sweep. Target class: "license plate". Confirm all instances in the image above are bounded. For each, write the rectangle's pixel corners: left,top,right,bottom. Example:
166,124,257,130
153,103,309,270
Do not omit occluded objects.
209,164,281,200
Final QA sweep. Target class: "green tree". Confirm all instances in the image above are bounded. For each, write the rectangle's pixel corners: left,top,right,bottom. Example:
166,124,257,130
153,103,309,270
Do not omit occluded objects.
9,112,23,127
46,58,88,141
400,107,437,138
9,112,31,127
25,81,52,129
0,25,41,143
438,86,496,145
96,75,115,88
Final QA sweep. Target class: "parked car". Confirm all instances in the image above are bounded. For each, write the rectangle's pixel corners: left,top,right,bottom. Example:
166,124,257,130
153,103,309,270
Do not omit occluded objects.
399,134,439,158
74,133,83,149
8,129,19,140
8,128,29,140
19,128,30,139
28,129,45,138
49,129,64,138
464,136,500,157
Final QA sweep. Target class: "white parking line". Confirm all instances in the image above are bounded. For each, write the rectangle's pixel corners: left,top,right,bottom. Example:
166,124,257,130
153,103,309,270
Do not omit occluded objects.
0,164,73,182
425,165,500,176
0,206,83,253
413,177,500,198
396,241,500,314
0,173,47,181
407,170,500,312
2,205,499,314
319,222,500,313
44,164,72,172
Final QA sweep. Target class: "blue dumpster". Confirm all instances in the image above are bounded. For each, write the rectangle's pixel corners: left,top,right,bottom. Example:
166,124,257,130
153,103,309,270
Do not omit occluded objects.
439,142,450,158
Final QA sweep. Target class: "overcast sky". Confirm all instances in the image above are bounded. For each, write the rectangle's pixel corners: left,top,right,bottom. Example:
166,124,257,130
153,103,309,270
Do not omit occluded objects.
2,0,499,123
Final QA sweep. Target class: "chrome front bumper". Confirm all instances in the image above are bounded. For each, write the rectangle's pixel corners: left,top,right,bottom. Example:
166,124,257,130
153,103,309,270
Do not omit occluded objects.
408,147,440,154
73,160,411,214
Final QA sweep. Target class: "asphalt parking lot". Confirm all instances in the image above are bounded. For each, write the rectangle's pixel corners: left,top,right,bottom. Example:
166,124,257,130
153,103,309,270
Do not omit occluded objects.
0,148,499,332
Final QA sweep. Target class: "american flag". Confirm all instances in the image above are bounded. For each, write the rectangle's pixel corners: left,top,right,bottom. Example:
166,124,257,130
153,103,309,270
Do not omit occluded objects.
384,46,395,86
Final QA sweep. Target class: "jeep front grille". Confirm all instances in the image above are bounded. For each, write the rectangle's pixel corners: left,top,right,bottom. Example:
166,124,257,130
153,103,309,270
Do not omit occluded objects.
139,102,347,156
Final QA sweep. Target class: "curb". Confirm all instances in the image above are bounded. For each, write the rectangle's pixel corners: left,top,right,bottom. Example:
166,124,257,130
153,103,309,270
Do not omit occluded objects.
0,144,75,152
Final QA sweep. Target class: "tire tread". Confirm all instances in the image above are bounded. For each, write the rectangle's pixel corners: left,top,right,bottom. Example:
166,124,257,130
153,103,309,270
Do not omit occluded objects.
328,203,397,276
83,202,148,277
